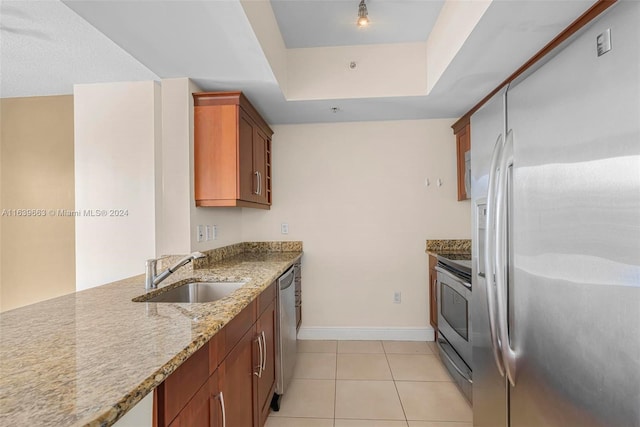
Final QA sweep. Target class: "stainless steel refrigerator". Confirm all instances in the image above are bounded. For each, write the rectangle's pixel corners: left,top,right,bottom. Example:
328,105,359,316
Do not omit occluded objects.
471,2,640,426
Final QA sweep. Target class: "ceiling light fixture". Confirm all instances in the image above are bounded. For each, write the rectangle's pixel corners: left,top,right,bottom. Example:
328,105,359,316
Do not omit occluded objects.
357,0,369,27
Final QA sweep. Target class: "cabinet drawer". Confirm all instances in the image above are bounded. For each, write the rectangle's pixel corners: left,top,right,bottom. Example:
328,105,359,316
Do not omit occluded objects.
218,300,256,362
157,342,210,427
257,281,276,316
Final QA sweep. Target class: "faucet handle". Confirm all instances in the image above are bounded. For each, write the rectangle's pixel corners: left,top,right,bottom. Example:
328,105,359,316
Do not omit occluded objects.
145,259,158,290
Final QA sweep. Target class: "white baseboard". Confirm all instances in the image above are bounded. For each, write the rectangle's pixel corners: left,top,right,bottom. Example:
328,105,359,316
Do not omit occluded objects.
297,326,435,342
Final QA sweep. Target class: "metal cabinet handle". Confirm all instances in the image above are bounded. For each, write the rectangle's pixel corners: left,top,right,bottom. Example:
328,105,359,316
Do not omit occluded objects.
485,133,506,378
254,171,260,195
495,128,517,386
254,335,263,377
216,392,226,427
260,331,267,371
258,171,262,195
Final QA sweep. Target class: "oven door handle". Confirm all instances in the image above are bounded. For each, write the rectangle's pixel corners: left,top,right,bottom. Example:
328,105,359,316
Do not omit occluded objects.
437,337,472,384
435,266,471,290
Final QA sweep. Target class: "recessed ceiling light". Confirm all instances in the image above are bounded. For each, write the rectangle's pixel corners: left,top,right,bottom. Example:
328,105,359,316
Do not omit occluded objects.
357,0,369,27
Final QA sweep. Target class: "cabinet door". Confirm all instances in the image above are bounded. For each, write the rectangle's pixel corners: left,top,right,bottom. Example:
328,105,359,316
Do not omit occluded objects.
252,128,269,206
156,342,210,427
209,371,223,427
218,325,257,427
168,375,213,427
239,110,256,203
428,255,438,330
194,105,239,203
256,300,277,426
295,263,302,331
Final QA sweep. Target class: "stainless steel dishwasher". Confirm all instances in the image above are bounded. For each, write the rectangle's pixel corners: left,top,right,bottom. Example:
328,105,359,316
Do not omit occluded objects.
271,265,296,411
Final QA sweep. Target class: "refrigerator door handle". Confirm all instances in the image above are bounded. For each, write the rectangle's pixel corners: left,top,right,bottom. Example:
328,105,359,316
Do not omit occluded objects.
495,129,517,386
485,133,506,377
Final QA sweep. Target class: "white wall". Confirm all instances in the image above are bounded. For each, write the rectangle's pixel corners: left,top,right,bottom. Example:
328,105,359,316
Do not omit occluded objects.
74,78,244,291
241,120,471,340
426,0,492,93
287,43,427,100
158,78,192,255
239,0,288,94
74,81,160,290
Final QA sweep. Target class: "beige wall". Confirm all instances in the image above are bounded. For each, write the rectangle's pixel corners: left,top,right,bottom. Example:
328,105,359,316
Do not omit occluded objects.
242,120,471,339
0,96,76,312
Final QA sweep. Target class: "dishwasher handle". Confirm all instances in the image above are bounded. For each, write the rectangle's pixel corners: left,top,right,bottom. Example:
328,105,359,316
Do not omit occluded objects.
278,266,295,290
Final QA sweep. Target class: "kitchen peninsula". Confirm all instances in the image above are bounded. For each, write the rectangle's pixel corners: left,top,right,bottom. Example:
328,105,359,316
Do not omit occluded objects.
0,242,302,426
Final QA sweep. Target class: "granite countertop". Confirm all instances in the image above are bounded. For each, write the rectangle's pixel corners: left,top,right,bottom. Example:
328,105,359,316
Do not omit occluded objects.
0,242,302,427
425,239,471,257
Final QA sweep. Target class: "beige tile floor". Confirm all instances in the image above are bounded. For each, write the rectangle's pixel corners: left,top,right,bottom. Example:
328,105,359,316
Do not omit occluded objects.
266,340,472,427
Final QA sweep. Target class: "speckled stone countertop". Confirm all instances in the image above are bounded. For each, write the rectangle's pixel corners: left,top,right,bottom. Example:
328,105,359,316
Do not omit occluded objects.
425,239,471,256
0,242,302,427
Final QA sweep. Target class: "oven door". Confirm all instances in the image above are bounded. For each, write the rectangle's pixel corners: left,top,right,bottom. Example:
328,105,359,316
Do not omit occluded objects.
437,266,472,365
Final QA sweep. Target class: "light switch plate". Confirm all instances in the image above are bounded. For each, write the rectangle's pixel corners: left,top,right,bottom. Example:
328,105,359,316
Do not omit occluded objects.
393,291,401,304
281,223,289,234
597,28,611,57
205,225,212,241
196,225,204,242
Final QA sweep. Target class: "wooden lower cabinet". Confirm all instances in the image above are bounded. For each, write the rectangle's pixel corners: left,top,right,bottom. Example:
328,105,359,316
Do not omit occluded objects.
428,254,438,333
156,281,278,427
256,300,276,427
294,262,302,331
218,325,258,427
168,371,220,427
155,342,210,427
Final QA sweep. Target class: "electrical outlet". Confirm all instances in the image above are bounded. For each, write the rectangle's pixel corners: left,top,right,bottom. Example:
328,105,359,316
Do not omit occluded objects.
205,225,212,241
281,223,289,234
393,291,401,304
196,225,204,242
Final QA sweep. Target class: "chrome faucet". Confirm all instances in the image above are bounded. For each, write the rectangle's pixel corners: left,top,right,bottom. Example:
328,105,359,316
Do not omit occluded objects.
145,252,206,290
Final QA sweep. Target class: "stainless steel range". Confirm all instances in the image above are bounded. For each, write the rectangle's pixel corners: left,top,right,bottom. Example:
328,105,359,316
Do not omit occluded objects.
436,253,473,402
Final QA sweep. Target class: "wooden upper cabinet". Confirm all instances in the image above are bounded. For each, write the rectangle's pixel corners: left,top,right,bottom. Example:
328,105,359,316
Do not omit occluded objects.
193,92,273,209
453,119,471,201
253,127,271,206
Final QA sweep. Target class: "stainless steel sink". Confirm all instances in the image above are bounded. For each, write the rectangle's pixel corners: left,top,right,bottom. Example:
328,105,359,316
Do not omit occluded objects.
141,281,246,303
